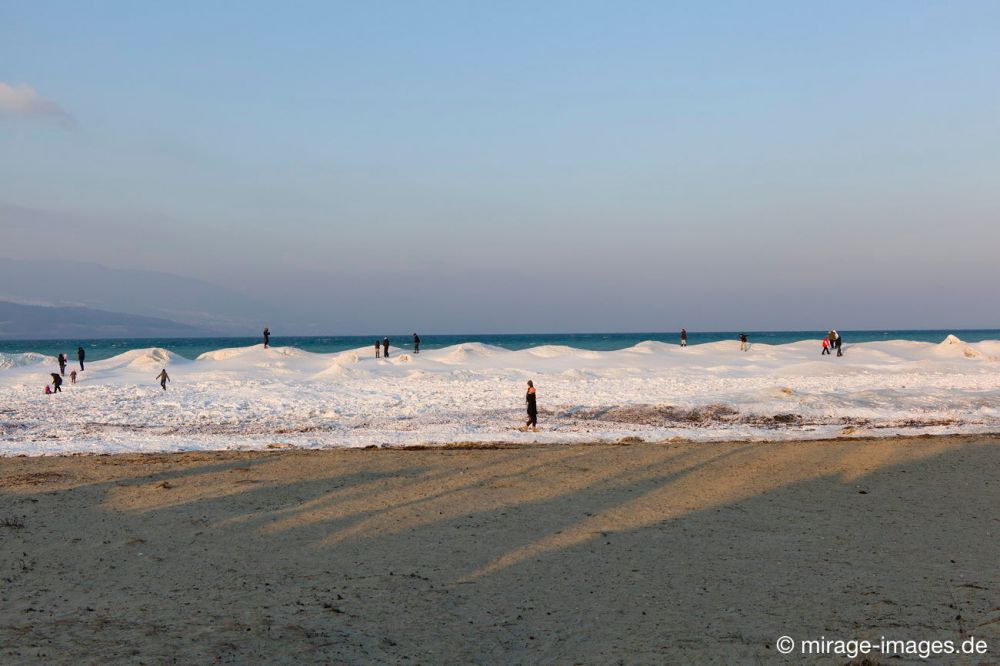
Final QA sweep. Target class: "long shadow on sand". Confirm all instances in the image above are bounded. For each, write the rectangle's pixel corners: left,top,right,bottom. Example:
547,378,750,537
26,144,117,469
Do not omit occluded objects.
2,438,999,663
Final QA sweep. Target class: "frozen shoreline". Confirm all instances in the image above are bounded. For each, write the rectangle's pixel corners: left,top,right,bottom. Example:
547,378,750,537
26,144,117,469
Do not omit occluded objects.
3,335,1000,456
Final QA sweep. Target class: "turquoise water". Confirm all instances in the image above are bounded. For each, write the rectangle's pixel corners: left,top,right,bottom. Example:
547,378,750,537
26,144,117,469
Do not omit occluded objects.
2,330,998,362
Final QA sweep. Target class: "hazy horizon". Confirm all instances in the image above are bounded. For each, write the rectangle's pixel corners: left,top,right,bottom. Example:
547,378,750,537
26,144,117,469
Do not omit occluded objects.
3,2,1000,332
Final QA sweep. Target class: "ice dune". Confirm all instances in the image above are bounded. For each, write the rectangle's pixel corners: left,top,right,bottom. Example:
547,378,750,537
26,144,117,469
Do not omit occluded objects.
2,336,1000,455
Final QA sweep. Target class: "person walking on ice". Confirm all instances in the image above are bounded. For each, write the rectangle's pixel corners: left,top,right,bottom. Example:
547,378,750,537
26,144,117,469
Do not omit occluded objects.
50,373,63,393
382,337,390,358
521,380,538,432
156,368,170,391
821,337,831,355
739,333,749,352
263,327,271,349
77,346,85,371
58,353,67,376
413,332,421,354
374,340,381,358
70,370,77,384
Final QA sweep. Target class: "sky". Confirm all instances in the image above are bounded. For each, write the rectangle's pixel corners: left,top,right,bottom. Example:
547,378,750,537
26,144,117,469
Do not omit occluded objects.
2,1,1000,333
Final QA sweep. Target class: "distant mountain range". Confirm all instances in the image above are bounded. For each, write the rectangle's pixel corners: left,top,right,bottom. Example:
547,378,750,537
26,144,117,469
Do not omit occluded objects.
0,257,278,335
0,300,212,339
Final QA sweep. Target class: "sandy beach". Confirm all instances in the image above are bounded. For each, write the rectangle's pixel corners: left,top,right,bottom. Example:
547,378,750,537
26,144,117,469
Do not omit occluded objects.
2,436,998,663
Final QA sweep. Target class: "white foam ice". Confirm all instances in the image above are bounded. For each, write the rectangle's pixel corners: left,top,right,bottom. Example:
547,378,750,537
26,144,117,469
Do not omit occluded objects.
2,336,1000,455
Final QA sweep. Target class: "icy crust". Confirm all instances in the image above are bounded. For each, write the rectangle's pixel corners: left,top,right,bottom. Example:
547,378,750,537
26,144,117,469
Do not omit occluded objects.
2,336,1000,455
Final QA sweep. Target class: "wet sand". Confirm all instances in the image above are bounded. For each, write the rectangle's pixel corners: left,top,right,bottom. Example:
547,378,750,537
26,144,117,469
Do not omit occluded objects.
2,437,999,663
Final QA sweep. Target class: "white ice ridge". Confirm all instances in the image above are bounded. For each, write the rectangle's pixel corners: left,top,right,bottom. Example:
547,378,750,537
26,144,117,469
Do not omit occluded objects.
2,336,1000,455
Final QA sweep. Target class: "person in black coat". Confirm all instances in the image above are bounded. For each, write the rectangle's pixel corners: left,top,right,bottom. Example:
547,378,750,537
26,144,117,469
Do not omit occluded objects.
413,333,421,354
382,337,390,358
77,346,85,371
523,380,538,432
58,353,67,376
50,373,63,393
263,327,271,349
680,329,688,347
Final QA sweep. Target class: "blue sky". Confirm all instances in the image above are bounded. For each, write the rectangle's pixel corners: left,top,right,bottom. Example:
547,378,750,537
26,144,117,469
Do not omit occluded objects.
2,1,999,332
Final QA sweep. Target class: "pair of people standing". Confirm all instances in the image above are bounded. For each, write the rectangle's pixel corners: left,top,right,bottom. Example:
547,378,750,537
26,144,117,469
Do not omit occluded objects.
826,330,843,357
55,347,84,378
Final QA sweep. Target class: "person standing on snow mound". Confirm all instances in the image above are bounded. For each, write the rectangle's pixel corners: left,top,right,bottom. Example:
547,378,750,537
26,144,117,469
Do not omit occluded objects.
50,373,63,393
680,329,688,347
833,330,843,357
77,346,85,371
263,327,271,349
739,333,749,352
413,333,420,354
58,353,67,376
522,380,538,432
821,337,831,355
382,337,390,358
155,368,170,391
374,340,381,358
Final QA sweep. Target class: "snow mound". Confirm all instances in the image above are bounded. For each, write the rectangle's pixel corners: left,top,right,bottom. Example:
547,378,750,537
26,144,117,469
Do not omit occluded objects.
196,345,310,362
0,352,51,370
331,351,362,366
525,345,579,358
933,334,984,359
436,343,505,363
106,348,183,370
314,363,367,379
197,346,258,362
624,341,672,354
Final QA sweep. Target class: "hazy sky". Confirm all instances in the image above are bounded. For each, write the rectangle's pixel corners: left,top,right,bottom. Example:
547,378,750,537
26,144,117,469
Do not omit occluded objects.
2,1,1000,332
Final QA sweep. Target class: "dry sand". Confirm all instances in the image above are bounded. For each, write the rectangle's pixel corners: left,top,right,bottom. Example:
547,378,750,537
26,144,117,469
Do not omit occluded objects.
2,437,999,664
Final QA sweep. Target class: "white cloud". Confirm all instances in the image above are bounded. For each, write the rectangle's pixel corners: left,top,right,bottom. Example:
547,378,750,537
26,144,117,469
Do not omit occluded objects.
0,82,75,127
